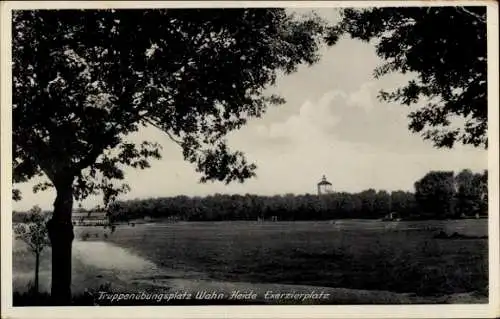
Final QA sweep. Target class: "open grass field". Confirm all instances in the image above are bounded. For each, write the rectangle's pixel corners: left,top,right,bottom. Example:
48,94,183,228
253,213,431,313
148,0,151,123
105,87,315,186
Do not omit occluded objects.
13,219,488,304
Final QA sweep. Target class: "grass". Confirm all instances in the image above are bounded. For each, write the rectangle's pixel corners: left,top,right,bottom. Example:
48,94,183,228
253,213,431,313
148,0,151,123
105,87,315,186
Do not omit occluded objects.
80,219,488,297
13,219,488,305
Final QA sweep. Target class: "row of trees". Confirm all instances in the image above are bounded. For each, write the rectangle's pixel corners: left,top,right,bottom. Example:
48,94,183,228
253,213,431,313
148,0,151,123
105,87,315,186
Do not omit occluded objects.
104,169,487,222
108,191,416,222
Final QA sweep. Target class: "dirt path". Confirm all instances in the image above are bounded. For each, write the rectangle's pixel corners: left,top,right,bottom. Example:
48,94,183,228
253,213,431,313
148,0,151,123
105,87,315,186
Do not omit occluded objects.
73,241,158,272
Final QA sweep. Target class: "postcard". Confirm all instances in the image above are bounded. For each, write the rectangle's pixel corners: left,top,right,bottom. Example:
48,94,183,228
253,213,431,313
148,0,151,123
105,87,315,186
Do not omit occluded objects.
1,1,498,318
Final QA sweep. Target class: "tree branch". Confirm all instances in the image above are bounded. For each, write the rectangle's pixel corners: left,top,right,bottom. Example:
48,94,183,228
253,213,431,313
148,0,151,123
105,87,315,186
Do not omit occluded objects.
16,137,56,183
74,144,106,171
457,7,486,24
142,117,184,147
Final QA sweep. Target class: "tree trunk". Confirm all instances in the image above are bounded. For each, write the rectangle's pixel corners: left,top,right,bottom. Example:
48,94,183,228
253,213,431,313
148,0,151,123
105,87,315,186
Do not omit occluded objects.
34,252,40,294
47,179,74,305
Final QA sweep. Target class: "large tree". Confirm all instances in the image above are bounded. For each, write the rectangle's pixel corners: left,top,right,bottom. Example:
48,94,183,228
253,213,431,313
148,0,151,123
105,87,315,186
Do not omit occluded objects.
455,169,477,216
414,171,456,219
327,6,487,148
12,9,326,304
455,169,488,217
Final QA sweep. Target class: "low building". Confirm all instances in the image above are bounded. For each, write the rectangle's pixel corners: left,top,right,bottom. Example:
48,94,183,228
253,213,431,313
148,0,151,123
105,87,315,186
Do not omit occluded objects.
72,210,109,226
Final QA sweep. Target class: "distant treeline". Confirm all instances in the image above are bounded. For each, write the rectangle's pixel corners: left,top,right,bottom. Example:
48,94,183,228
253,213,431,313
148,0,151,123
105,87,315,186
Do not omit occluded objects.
105,169,487,222
12,169,487,223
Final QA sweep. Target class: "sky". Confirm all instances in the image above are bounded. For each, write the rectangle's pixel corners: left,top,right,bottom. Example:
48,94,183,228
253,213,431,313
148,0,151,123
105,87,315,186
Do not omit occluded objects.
12,8,488,211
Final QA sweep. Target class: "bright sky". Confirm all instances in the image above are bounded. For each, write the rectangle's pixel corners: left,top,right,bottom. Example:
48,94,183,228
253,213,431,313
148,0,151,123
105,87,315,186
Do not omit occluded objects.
12,8,487,211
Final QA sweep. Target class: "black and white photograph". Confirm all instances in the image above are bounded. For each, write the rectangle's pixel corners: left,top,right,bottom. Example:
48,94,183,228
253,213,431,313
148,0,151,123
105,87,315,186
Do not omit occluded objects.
1,1,499,318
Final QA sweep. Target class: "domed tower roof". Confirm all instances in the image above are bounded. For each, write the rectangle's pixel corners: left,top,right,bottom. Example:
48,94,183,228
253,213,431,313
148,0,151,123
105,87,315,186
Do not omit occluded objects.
317,175,332,186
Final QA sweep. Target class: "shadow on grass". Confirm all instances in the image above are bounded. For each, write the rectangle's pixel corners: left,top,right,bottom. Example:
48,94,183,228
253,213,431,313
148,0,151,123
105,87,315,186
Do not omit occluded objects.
222,241,488,298
433,231,488,240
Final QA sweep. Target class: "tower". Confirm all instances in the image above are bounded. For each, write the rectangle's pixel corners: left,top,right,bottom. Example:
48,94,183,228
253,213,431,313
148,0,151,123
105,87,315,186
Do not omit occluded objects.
317,175,332,195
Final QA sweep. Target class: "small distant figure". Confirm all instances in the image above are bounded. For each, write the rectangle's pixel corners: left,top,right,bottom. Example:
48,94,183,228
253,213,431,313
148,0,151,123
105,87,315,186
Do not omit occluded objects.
382,212,399,221
271,216,278,222
103,233,108,239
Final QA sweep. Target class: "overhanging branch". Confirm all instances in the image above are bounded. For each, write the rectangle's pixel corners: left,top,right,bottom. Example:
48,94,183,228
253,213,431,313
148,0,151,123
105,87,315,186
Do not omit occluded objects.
142,117,183,147
457,7,486,24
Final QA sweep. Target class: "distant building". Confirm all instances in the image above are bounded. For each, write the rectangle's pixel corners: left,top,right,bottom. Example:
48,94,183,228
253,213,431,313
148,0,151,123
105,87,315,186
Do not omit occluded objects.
317,175,333,195
72,210,109,226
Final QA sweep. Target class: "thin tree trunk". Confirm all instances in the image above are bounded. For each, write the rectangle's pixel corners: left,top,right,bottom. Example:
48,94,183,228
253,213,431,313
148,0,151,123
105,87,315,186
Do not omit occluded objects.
34,252,40,294
47,179,74,305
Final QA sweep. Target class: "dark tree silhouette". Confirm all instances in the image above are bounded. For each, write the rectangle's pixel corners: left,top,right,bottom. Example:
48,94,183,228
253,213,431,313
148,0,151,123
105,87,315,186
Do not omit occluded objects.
414,171,456,219
390,190,416,218
12,9,326,304
327,6,487,148
107,189,414,222
104,169,484,222
455,169,488,217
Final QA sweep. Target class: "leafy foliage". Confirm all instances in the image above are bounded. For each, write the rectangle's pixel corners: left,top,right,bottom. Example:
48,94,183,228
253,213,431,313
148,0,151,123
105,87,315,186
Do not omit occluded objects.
13,205,51,295
103,169,486,222
13,205,51,254
12,9,326,204
414,169,488,219
414,171,456,219
455,169,488,216
106,190,410,222
329,6,487,148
